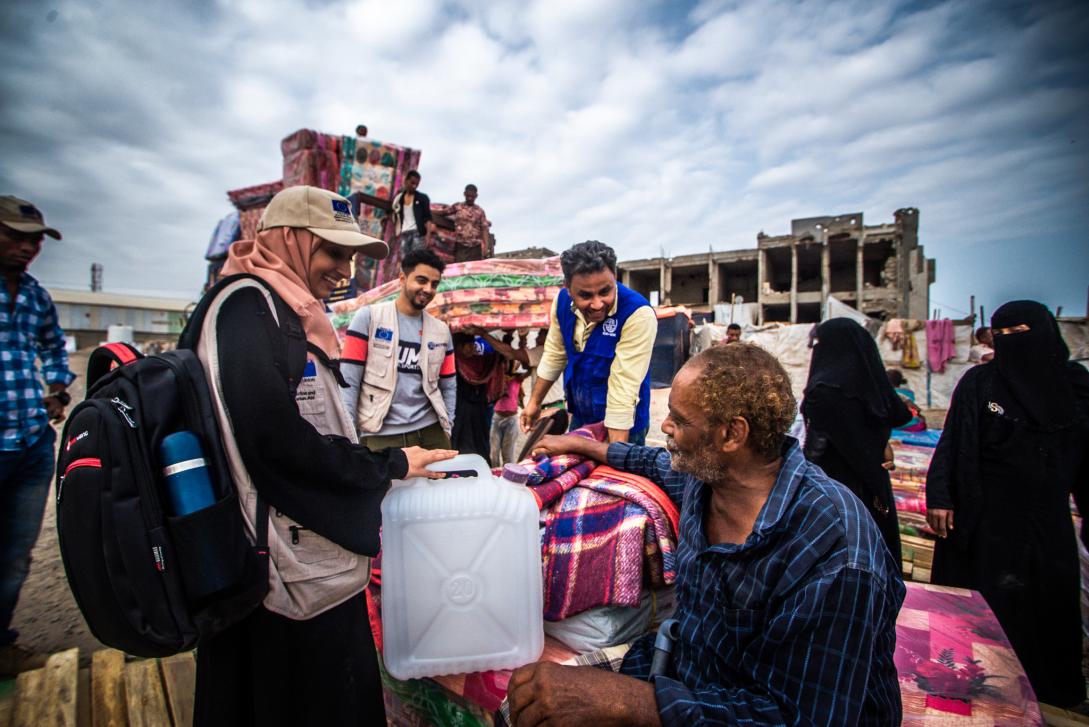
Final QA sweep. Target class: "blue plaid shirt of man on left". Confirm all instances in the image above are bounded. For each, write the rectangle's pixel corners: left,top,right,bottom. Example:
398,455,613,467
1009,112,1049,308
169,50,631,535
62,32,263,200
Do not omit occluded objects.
610,437,905,726
0,272,75,451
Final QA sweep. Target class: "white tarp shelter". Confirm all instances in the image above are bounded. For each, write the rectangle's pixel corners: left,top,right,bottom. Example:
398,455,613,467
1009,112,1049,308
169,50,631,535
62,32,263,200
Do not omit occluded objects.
693,316,1088,410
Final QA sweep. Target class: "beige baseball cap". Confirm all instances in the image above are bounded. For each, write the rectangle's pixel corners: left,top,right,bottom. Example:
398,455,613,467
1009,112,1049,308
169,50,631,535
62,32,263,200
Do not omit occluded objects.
0,196,61,239
258,185,388,259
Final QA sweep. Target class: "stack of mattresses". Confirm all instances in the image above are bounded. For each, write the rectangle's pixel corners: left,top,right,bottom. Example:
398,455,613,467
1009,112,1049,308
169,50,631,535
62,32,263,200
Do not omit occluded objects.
890,441,934,537
889,439,939,581
207,180,284,289
281,129,342,191
226,180,284,242
427,203,458,264
330,257,562,334
338,135,421,291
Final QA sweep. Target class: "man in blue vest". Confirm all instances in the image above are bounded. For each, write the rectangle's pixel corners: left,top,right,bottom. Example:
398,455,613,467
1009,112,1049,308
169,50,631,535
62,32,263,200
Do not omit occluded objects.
521,241,657,444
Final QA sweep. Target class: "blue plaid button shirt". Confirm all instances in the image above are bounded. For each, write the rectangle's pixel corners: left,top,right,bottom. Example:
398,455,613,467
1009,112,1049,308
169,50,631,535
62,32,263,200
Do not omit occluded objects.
1,273,75,451
609,438,904,726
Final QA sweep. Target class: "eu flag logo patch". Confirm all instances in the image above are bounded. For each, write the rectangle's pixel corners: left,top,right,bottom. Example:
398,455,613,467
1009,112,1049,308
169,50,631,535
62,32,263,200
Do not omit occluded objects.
375,327,394,342
303,360,317,377
331,199,354,223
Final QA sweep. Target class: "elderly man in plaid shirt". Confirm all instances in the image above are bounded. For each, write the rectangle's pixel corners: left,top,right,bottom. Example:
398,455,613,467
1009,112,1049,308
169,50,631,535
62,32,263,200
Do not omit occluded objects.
0,196,74,676
511,343,904,726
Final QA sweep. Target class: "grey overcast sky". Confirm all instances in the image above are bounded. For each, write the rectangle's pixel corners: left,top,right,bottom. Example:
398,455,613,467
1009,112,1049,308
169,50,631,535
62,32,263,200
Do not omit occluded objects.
2,0,1087,318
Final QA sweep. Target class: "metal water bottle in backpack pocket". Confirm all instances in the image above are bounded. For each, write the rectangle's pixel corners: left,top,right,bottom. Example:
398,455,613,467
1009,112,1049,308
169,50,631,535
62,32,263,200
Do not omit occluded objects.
159,432,216,516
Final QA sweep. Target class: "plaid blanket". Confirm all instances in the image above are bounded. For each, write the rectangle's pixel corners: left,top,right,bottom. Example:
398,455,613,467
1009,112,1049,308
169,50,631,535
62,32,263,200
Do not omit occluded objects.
521,424,680,621
523,422,605,508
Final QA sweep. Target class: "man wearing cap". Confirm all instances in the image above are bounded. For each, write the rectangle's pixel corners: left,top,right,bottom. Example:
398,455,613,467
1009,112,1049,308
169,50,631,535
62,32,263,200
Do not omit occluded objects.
0,196,74,676
341,247,457,452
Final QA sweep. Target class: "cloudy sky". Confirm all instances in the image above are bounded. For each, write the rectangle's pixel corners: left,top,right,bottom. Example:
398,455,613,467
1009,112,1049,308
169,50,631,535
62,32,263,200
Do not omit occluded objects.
2,0,1087,318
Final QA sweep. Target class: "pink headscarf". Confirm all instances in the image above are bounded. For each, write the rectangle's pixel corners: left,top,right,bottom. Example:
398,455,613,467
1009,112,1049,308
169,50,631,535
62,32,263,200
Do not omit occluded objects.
221,227,341,359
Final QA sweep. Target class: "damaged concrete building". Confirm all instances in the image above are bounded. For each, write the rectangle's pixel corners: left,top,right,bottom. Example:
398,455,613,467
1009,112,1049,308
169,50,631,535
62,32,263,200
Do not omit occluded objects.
618,208,935,323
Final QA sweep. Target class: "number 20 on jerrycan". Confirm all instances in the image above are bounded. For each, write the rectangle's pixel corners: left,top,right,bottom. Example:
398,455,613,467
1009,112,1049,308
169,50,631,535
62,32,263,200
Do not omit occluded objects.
380,455,544,680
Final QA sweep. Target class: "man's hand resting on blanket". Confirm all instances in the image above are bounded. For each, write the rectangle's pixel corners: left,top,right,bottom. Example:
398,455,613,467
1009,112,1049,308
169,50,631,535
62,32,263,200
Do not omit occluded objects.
530,434,609,462
508,662,660,727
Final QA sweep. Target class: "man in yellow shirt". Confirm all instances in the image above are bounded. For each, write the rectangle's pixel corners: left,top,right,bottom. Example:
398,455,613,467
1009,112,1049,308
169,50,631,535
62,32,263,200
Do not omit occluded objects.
520,241,657,444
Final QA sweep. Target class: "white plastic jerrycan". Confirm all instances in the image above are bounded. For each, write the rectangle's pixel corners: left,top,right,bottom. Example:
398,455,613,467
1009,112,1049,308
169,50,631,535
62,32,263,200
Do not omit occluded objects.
381,454,544,680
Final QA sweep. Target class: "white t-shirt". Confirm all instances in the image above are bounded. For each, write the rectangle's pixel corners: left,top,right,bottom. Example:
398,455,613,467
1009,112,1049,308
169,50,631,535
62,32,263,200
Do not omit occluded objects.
969,344,993,363
526,345,565,407
401,195,417,233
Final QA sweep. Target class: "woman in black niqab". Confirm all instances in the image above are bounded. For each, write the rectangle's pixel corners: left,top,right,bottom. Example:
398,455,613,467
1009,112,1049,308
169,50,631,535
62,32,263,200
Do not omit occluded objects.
927,300,1089,707
802,318,912,562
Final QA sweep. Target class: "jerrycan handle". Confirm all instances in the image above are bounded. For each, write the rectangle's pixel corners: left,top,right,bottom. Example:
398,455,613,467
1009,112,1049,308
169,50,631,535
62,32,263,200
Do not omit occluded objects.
424,453,491,482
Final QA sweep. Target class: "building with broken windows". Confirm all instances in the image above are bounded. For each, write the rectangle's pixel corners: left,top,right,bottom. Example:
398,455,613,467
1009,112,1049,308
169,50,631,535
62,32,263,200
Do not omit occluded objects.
618,208,935,324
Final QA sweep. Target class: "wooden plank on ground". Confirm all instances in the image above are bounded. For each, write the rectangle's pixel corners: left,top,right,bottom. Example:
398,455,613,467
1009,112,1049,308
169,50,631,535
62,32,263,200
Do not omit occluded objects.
0,696,12,727
12,667,44,727
1042,703,1089,726
76,667,90,727
159,653,196,727
41,647,79,727
91,650,126,727
123,660,170,727
902,534,935,567
0,679,15,727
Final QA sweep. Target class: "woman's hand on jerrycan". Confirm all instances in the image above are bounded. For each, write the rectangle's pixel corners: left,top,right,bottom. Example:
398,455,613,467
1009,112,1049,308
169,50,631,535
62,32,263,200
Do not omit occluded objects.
402,446,459,479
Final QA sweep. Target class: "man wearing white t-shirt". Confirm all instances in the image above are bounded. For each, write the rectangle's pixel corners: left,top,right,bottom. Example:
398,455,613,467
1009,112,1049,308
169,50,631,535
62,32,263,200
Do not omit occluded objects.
390,170,435,256
969,326,994,363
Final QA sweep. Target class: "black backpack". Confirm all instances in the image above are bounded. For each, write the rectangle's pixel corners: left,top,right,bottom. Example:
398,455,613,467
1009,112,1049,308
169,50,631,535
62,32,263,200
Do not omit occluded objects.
55,275,303,657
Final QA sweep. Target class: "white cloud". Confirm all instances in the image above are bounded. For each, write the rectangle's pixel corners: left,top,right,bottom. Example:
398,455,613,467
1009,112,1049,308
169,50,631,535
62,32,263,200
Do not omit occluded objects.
0,0,1086,316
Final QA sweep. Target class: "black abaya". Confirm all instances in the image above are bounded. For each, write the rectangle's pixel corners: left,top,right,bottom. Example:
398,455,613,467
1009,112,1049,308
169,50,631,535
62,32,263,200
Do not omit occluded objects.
803,319,912,562
195,596,384,726
803,388,908,562
927,301,1089,707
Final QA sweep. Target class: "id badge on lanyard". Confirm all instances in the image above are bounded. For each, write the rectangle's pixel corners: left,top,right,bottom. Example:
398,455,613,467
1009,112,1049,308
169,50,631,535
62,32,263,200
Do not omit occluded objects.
295,358,326,417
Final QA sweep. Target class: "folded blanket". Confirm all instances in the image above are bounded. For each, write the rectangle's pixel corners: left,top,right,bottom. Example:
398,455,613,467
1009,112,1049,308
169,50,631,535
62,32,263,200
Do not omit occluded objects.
524,426,679,621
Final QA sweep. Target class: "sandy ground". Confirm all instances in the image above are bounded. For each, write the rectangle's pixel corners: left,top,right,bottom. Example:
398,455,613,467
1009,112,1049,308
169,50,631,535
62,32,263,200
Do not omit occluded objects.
10,350,674,662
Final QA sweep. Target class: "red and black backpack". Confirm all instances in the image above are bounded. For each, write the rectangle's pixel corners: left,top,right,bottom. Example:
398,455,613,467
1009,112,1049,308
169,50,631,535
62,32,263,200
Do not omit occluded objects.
54,275,300,656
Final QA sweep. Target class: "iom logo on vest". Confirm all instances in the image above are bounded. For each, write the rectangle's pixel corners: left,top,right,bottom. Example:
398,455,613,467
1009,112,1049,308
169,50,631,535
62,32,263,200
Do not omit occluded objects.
602,317,619,337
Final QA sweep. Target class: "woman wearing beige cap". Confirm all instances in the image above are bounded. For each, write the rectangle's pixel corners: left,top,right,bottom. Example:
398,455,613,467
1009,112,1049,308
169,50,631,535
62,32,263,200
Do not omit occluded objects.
185,186,455,726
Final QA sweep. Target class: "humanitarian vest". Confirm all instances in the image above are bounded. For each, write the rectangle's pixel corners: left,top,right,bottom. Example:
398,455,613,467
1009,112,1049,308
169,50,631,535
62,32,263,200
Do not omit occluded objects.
356,300,451,436
196,278,371,620
557,283,652,436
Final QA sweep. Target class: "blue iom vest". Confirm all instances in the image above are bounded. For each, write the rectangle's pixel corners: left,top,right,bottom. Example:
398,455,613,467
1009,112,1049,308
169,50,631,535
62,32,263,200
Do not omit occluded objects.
557,282,652,436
